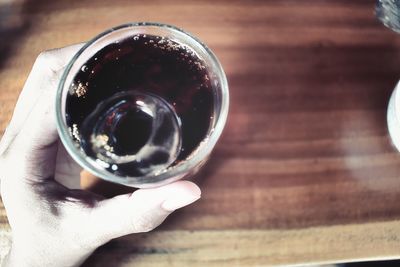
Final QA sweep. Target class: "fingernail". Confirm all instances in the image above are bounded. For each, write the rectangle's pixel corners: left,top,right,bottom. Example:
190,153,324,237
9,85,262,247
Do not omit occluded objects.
161,193,201,211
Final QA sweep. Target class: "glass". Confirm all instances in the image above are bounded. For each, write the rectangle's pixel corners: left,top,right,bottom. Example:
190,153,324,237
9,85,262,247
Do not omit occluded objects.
376,1,400,150
56,22,229,188
376,0,400,32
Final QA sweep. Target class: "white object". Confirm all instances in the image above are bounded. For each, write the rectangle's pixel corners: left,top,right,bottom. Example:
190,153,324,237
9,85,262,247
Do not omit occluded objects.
387,81,400,151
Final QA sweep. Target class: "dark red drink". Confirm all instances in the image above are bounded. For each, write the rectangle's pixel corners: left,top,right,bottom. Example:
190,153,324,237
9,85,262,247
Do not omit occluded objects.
65,34,215,177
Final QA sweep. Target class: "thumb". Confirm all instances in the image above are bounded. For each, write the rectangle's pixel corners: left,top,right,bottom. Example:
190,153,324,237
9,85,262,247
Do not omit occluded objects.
88,180,201,244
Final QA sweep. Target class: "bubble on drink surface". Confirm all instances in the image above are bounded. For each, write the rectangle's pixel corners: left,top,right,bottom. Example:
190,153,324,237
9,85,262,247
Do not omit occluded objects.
81,65,88,72
69,81,88,98
71,124,81,142
80,91,182,176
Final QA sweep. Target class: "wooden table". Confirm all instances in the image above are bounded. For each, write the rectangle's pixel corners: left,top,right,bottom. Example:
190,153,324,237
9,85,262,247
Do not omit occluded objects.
1,0,400,266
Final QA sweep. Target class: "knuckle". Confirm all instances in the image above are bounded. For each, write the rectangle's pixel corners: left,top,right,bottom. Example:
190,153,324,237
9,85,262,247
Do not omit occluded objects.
129,209,170,233
131,216,156,233
34,50,59,73
36,50,55,63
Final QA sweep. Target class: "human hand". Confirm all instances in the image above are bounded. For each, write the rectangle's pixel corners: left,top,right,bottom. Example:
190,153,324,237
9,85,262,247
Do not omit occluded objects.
0,44,201,267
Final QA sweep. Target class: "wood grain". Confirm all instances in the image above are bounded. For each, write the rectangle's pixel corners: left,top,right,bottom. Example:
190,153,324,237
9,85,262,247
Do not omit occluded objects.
84,222,400,267
1,0,400,266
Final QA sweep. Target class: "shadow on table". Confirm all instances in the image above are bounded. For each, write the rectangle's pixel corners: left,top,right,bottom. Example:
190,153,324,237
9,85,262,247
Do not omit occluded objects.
0,1,27,69
0,0,62,70
339,260,400,267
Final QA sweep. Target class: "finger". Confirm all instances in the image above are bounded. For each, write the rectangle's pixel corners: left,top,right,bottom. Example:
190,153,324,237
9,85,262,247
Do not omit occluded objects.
0,43,84,156
80,170,135,197
12,75,66,179
87,181,201,245
1,44,84,181
54,141,83,189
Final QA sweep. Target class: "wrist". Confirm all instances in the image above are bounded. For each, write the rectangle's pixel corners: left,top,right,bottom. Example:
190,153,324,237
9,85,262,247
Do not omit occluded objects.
3,246,31,267
3,240,93,267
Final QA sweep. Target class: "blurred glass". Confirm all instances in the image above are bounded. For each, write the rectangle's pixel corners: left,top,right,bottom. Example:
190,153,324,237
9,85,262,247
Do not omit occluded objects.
376,0,400,32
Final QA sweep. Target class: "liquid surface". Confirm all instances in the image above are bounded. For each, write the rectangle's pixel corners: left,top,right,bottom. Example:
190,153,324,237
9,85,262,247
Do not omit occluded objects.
65,34,215,176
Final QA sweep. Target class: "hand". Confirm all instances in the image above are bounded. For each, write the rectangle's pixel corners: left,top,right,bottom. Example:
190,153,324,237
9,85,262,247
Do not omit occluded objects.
0,44,201,267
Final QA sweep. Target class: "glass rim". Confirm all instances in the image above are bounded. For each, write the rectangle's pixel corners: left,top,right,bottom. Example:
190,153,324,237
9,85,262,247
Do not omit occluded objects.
56,22,229,188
